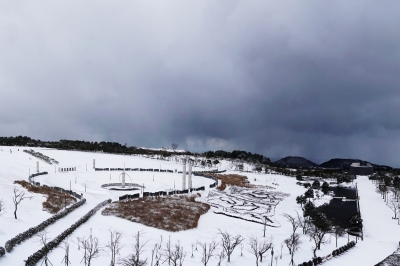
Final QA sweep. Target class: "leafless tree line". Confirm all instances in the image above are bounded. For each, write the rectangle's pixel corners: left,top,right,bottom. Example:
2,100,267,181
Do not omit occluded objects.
32,214,343,266
34,228,280,266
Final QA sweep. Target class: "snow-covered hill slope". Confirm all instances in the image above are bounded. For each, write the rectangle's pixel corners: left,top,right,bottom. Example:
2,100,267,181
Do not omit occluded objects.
0,147,398,265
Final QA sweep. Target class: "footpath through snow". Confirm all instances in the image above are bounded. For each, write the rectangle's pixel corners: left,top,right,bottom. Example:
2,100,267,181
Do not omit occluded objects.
324,176,400,266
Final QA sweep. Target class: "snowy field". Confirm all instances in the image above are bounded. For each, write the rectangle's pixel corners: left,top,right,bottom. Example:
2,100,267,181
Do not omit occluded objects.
0,147,399,265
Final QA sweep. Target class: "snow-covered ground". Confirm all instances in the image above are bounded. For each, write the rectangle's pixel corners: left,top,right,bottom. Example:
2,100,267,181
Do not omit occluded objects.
0,147,398,265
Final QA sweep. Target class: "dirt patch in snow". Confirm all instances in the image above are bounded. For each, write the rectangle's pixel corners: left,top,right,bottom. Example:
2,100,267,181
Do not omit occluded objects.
206,173,254,190
14,180,77,214
101,195,210,232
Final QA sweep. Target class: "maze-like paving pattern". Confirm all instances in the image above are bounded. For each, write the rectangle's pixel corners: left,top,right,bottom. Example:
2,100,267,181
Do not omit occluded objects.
206,186,289,227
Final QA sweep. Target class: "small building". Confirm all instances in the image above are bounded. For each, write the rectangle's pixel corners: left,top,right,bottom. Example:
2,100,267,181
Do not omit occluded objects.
349,161,373,176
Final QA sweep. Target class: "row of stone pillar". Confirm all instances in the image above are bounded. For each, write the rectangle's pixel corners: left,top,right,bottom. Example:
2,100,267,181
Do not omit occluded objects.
182,164,192,190
58,167,77,172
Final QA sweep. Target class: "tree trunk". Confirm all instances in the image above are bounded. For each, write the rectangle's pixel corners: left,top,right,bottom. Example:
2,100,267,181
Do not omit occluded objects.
14,205,17,219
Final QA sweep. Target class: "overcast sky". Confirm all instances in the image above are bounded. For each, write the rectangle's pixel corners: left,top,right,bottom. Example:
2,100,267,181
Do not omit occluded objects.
1,1,400,166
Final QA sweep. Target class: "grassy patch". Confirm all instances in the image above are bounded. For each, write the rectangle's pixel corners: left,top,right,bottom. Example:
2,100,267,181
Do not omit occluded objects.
206,173,253,190
102,195,210,232
14,180,77,214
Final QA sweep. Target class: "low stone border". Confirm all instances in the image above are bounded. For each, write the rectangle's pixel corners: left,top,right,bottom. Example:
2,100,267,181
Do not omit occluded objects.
5,199,86,252
297,241,356,266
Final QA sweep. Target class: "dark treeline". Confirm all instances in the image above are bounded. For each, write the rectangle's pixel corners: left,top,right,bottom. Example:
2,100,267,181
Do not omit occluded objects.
0,136,191,157
0,136,273,165
202,150,270,164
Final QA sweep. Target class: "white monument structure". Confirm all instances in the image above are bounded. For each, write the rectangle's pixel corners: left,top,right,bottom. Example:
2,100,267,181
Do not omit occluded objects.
36,161,39,173
121,170,126,188
188,164,192,189
182,164,186,190
93,159,95,169
182,163,193,190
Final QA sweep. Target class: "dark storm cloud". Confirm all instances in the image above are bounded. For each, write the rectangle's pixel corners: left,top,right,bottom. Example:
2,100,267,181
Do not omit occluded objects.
1,1,400,166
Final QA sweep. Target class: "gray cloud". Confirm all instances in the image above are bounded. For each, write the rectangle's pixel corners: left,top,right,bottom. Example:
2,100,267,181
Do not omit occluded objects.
1,1,400,166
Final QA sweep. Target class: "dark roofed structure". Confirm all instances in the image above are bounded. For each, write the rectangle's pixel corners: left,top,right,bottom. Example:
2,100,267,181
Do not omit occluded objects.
349,161,373,175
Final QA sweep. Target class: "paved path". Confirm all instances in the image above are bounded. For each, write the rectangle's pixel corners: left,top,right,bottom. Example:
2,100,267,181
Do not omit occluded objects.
324,176,400,265
1,197,99,266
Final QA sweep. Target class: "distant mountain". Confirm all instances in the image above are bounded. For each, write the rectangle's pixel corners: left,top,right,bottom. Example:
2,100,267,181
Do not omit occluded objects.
274,156,318,168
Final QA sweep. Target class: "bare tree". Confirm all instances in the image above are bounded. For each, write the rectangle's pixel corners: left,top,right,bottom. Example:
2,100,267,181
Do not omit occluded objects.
162,239,186,266
331,226,345,247
105,229,123,266
274,254,279,266
78,234,102,266
218,229,244,262
199,239,218,266
13,187,31,219
190,243,196,258
283,213,300,235
60,239,71,266
36,230,53,266
308,224,330,257
261,216,269,237
388,199,400,219
163,236,172,266
151,244,161,266
216,249,226,266
171,143,178,152
295,210,310,235
284,233,301,265
119,231,149,266
248,236,273,266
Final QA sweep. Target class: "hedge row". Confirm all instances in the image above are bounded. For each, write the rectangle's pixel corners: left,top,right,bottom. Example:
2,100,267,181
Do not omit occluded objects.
332,241,356,256
25,199,111,266
29,172,48,179
193,172,218,188
23,149,59,165
96,167,174,173
43,185,82,199
0,247,5,257
298,257,322,266
297,241,356,266
119,187,206,201
5,199,86,252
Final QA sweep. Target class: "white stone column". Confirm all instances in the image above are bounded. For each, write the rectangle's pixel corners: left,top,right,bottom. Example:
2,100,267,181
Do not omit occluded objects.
122,172,126,188
182,165,186,190
93,159,95,169
188,164,192,189
36,161,39,173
